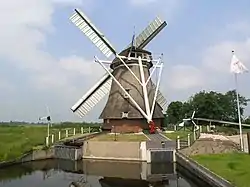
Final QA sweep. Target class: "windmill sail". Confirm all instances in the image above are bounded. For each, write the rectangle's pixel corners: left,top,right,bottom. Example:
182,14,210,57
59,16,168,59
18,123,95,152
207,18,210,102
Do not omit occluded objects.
71,74,167,118
70,9,116,58
126,17,167,49
152,82,167,112
71,72,112,117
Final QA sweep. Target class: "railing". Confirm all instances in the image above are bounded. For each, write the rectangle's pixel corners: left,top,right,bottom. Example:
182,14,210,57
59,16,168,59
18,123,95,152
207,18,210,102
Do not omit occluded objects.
176,128,201,150
45,126,101,147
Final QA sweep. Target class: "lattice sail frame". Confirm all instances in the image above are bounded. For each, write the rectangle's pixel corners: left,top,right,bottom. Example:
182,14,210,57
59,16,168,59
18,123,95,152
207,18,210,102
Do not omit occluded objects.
94,53,164,123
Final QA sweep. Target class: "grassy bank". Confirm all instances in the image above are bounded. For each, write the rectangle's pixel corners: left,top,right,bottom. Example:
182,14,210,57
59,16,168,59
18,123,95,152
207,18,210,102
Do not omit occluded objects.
192,153,250,187
164,130,191,140
0,123,99,162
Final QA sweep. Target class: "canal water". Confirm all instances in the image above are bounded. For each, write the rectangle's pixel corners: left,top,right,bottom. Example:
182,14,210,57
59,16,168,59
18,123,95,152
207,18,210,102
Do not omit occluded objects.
0,159,206,187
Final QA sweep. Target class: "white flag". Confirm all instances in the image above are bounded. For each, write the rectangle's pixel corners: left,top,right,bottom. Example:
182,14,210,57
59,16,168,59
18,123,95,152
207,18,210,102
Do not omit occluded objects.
230,52,248,74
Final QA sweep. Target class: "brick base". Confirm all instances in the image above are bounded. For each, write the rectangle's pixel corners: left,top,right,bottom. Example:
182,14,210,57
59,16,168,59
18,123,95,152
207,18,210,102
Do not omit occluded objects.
102,118,163,133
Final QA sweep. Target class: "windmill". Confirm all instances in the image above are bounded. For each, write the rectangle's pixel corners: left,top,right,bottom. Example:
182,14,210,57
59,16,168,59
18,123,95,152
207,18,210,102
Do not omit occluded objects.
39,106,52,137
69,9,168,133
178,111,199,132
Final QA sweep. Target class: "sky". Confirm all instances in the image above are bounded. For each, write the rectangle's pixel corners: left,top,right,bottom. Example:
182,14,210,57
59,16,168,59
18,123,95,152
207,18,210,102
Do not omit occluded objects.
0,0,250,123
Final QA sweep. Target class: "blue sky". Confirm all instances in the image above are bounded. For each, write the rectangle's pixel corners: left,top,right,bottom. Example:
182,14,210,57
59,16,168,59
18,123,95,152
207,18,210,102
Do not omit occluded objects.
0,0,250,122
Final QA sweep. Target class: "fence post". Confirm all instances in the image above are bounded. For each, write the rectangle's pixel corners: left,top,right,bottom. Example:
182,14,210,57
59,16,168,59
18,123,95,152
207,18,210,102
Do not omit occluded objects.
206,125,209,132
88,126,91,133
45,136,49,147
66,129,68,138
81,127,83,134
200,126,202,133
193,131,196,141
174,125,177,131
58,131,61,140
51,134,54,144
177,136,180,150
247,132,250,154
73,128,76,136
187,134,190,147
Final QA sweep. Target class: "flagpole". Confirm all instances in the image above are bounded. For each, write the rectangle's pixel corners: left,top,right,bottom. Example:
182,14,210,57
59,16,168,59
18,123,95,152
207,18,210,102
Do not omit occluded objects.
234,72,244,151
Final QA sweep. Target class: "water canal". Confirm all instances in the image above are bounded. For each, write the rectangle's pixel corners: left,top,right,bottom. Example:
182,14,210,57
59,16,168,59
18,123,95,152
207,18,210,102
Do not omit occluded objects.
0,159,208,187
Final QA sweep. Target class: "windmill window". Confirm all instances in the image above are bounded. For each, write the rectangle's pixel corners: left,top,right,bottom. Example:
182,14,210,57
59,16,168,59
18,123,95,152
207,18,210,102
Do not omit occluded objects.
124,88,130,99
121,112,129,118
130,52,136,57
137,53,142,58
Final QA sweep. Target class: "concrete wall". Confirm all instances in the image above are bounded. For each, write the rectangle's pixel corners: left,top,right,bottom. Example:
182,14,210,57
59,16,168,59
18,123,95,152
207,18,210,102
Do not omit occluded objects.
0,149,54,168
83,141,142,161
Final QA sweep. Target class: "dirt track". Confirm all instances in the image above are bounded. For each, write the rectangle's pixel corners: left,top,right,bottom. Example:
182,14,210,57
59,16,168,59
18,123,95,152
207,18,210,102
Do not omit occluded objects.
180,133,241,156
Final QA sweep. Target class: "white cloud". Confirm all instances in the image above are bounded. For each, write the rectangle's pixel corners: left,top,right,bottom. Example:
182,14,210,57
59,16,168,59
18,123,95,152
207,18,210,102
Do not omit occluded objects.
0,0,103,121
165,21,250,96
0,0,101,89
59,55,102,76
167,65,204,90
202,39,250,73
129,0,185,21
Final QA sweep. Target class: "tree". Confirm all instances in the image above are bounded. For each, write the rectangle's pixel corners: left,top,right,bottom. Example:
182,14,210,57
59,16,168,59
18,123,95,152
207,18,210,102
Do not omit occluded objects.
165,89,249,124
223,90,249,122
166,101,184,124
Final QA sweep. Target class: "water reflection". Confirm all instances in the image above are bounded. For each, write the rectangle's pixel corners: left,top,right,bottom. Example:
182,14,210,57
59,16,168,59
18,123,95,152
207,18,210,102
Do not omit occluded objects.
0,159,201,187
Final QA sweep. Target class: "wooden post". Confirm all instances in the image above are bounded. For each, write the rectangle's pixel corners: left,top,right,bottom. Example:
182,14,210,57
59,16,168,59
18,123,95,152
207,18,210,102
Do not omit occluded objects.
51,134,54,144
58,131,61,140
174,125,177,131
247,132,250,154
193,131,196,141
177,136,180,150
66,129,68,137
88,126,91,133
187,134,190,147
73,128,76,135
81,127,83,134
200,126,202,133
45,136,49,147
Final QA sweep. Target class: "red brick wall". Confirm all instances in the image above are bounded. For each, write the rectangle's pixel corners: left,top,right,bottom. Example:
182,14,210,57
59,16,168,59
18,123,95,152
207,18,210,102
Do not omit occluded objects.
102,118,163,133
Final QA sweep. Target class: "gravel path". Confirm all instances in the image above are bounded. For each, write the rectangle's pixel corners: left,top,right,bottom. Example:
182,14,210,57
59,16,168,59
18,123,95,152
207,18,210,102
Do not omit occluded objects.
226,134,248,153
180,133,241,156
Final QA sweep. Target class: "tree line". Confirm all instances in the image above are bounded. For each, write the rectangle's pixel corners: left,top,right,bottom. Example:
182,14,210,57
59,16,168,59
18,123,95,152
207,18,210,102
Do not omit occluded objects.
165,89,250,125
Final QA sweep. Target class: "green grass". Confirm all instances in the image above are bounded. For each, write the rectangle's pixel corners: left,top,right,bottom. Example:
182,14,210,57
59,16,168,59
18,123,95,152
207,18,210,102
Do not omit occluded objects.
90,133,148,142
0,124,94,162
164,130,191,140
192,153,250,187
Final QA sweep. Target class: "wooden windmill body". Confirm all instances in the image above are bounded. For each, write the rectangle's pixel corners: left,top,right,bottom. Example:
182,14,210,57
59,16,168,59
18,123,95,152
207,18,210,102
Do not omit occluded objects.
70,9,168,133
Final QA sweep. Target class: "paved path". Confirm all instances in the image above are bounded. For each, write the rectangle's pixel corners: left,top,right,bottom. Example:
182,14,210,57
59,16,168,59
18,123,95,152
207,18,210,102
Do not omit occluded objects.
145,133,171,141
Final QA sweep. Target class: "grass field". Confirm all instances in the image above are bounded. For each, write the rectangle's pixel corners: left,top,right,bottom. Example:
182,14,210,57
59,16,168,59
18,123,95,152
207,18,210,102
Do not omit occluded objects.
90,133,148,142
0,124,96,162
192,153,250,187
164,130,192,140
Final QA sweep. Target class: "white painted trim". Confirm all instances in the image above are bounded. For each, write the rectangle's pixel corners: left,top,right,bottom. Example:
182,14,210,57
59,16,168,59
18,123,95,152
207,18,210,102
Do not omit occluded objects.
95,56,150,121
112,63,148,70
138,56,151,122
145,57,162,85
150,62,163,119
116,55,142,85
